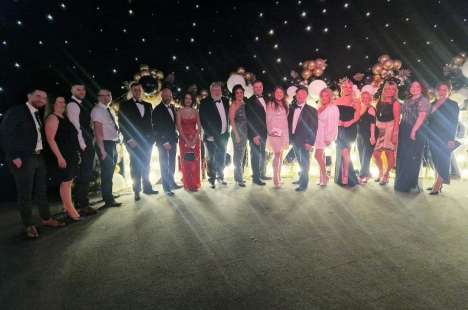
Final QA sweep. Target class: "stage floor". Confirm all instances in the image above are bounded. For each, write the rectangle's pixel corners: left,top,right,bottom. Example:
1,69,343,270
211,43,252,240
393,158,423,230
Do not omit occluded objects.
1,178,468,309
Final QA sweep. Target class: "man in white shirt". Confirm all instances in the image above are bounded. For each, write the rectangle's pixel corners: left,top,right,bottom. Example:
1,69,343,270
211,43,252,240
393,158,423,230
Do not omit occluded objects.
199,82,230,188
66,84,97,215
91,89,122,207
0,89,65,238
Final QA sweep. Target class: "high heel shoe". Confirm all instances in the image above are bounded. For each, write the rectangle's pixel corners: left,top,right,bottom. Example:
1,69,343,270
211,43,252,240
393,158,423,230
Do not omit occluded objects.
379,173,389,185
65,209,80,222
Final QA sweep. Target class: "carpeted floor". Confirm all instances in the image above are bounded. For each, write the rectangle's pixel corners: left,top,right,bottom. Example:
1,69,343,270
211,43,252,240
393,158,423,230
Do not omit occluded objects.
1,178,468,309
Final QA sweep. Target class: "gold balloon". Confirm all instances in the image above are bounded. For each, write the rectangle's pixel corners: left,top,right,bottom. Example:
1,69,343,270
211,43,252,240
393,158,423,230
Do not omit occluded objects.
453,55,465,66
313,67,324,77
307,61,316,71
301,69,312,80
372,64,383,75
378,54,390,64
315,58,326,69
155,70,164,80
393,59,402,70
381,69,391,78
133,74,141,81
237,67,246,74
459,52,467,59
383,59,394,70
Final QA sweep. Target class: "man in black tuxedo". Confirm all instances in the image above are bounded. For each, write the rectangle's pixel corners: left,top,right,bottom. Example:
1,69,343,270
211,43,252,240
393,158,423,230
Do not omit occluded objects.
288,86,318,192
0,89,65,238
152,88,180,196
66,84,97,215
118,82,158,201
199,82,230,188
245,80,269,185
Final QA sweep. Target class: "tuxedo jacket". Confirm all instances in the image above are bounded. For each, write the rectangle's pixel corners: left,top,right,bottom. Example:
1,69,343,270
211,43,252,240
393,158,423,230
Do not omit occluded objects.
199,97,230,141
118,99,154,146
152,103,178,146
0,104,41,161
245,95,268,140
288,103,318,147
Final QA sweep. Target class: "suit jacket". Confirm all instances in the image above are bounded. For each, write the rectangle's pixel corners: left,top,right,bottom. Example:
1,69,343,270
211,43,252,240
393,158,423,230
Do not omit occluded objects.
199,97,230,141
118,99,154,146
288,103,318,147
152,103,178,146
245,95,268,140
0,104,40,161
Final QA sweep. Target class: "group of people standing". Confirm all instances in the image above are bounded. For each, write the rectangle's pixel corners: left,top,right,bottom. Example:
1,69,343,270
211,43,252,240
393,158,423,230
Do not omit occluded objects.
0,77,461,238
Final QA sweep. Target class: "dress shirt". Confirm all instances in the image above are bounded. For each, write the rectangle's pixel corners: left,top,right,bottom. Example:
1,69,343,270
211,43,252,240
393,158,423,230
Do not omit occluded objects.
66,96,87,150
257,96,266,111
25,102,43,152
164,103,174,121
215,100,227,134
134,99,145,117
91,103,120,141
292,103,305,134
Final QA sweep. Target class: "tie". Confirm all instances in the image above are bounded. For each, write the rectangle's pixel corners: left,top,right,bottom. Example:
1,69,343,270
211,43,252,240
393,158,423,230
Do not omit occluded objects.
107,107,119,132
33,111,43,128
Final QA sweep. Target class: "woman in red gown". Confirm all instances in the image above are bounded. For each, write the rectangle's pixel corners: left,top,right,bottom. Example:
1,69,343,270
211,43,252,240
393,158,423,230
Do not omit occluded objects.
176,92,202,191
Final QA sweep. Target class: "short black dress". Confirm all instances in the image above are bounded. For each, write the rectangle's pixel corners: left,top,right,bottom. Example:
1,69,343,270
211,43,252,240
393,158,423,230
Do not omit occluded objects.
52,114,80,182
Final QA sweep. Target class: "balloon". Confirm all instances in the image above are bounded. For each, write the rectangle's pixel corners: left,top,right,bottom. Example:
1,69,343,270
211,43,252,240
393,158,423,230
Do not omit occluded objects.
302,61,310,69
450,93,466,107
315,58,326,69
383,59,394,70
307,61,316,71
313,67,324,77
459,52,467,58
244,84,254,98
453,55,465,66
381,69,390,78
372,64,383,75
139,75,157,94
227,74,246,92
393,59,402,70
155,70,164,80
378,54,390,64
301,69,312,80
308,79,327,97
462,61,468,78
237,67,246,75
287,86,298,98
361,84,377,96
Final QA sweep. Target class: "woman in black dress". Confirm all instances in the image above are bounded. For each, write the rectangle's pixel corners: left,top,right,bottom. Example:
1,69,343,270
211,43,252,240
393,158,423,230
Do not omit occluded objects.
394,81,430,193
45,97,81,220
357,91,376,184
427,82,460,194
334,79,361,187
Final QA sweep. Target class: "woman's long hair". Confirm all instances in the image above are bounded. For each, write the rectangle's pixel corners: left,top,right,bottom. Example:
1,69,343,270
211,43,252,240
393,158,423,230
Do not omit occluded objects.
271,86,288,112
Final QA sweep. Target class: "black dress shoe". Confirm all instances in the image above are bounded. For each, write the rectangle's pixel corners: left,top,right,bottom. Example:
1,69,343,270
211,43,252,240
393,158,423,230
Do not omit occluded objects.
208,180,216,189
104,200,122,208
292,180,300,185
237,181,246,187
172,184,183,190
165,191,175,197
429,191,440,195
260,176,272,180
217,179,227,185
295,186,307,192
134,192,141,201
80,206,97,216
143,189,159,195
253,179,266,186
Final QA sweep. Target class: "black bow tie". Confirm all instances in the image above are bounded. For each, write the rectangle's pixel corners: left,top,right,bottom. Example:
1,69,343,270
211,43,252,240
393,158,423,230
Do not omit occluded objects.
295,105,304,109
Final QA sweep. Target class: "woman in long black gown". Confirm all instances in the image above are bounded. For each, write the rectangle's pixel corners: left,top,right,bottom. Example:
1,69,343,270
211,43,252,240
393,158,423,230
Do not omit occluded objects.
334,79,360,187
427,82,460,194
394,81,430,193
357,91,376,184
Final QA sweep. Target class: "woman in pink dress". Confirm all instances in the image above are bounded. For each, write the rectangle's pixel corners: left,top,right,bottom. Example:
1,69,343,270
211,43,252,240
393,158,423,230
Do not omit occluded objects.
314,88,339,186
176,93,202,191
266,86,289,188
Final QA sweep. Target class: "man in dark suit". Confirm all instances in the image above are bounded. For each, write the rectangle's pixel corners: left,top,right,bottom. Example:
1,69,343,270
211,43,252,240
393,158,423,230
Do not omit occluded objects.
199,82,230,188
152,88,180,196
288,86,318,192
0,89,65,238
66,84,97,215
245,80,269,185
118,82,158,201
